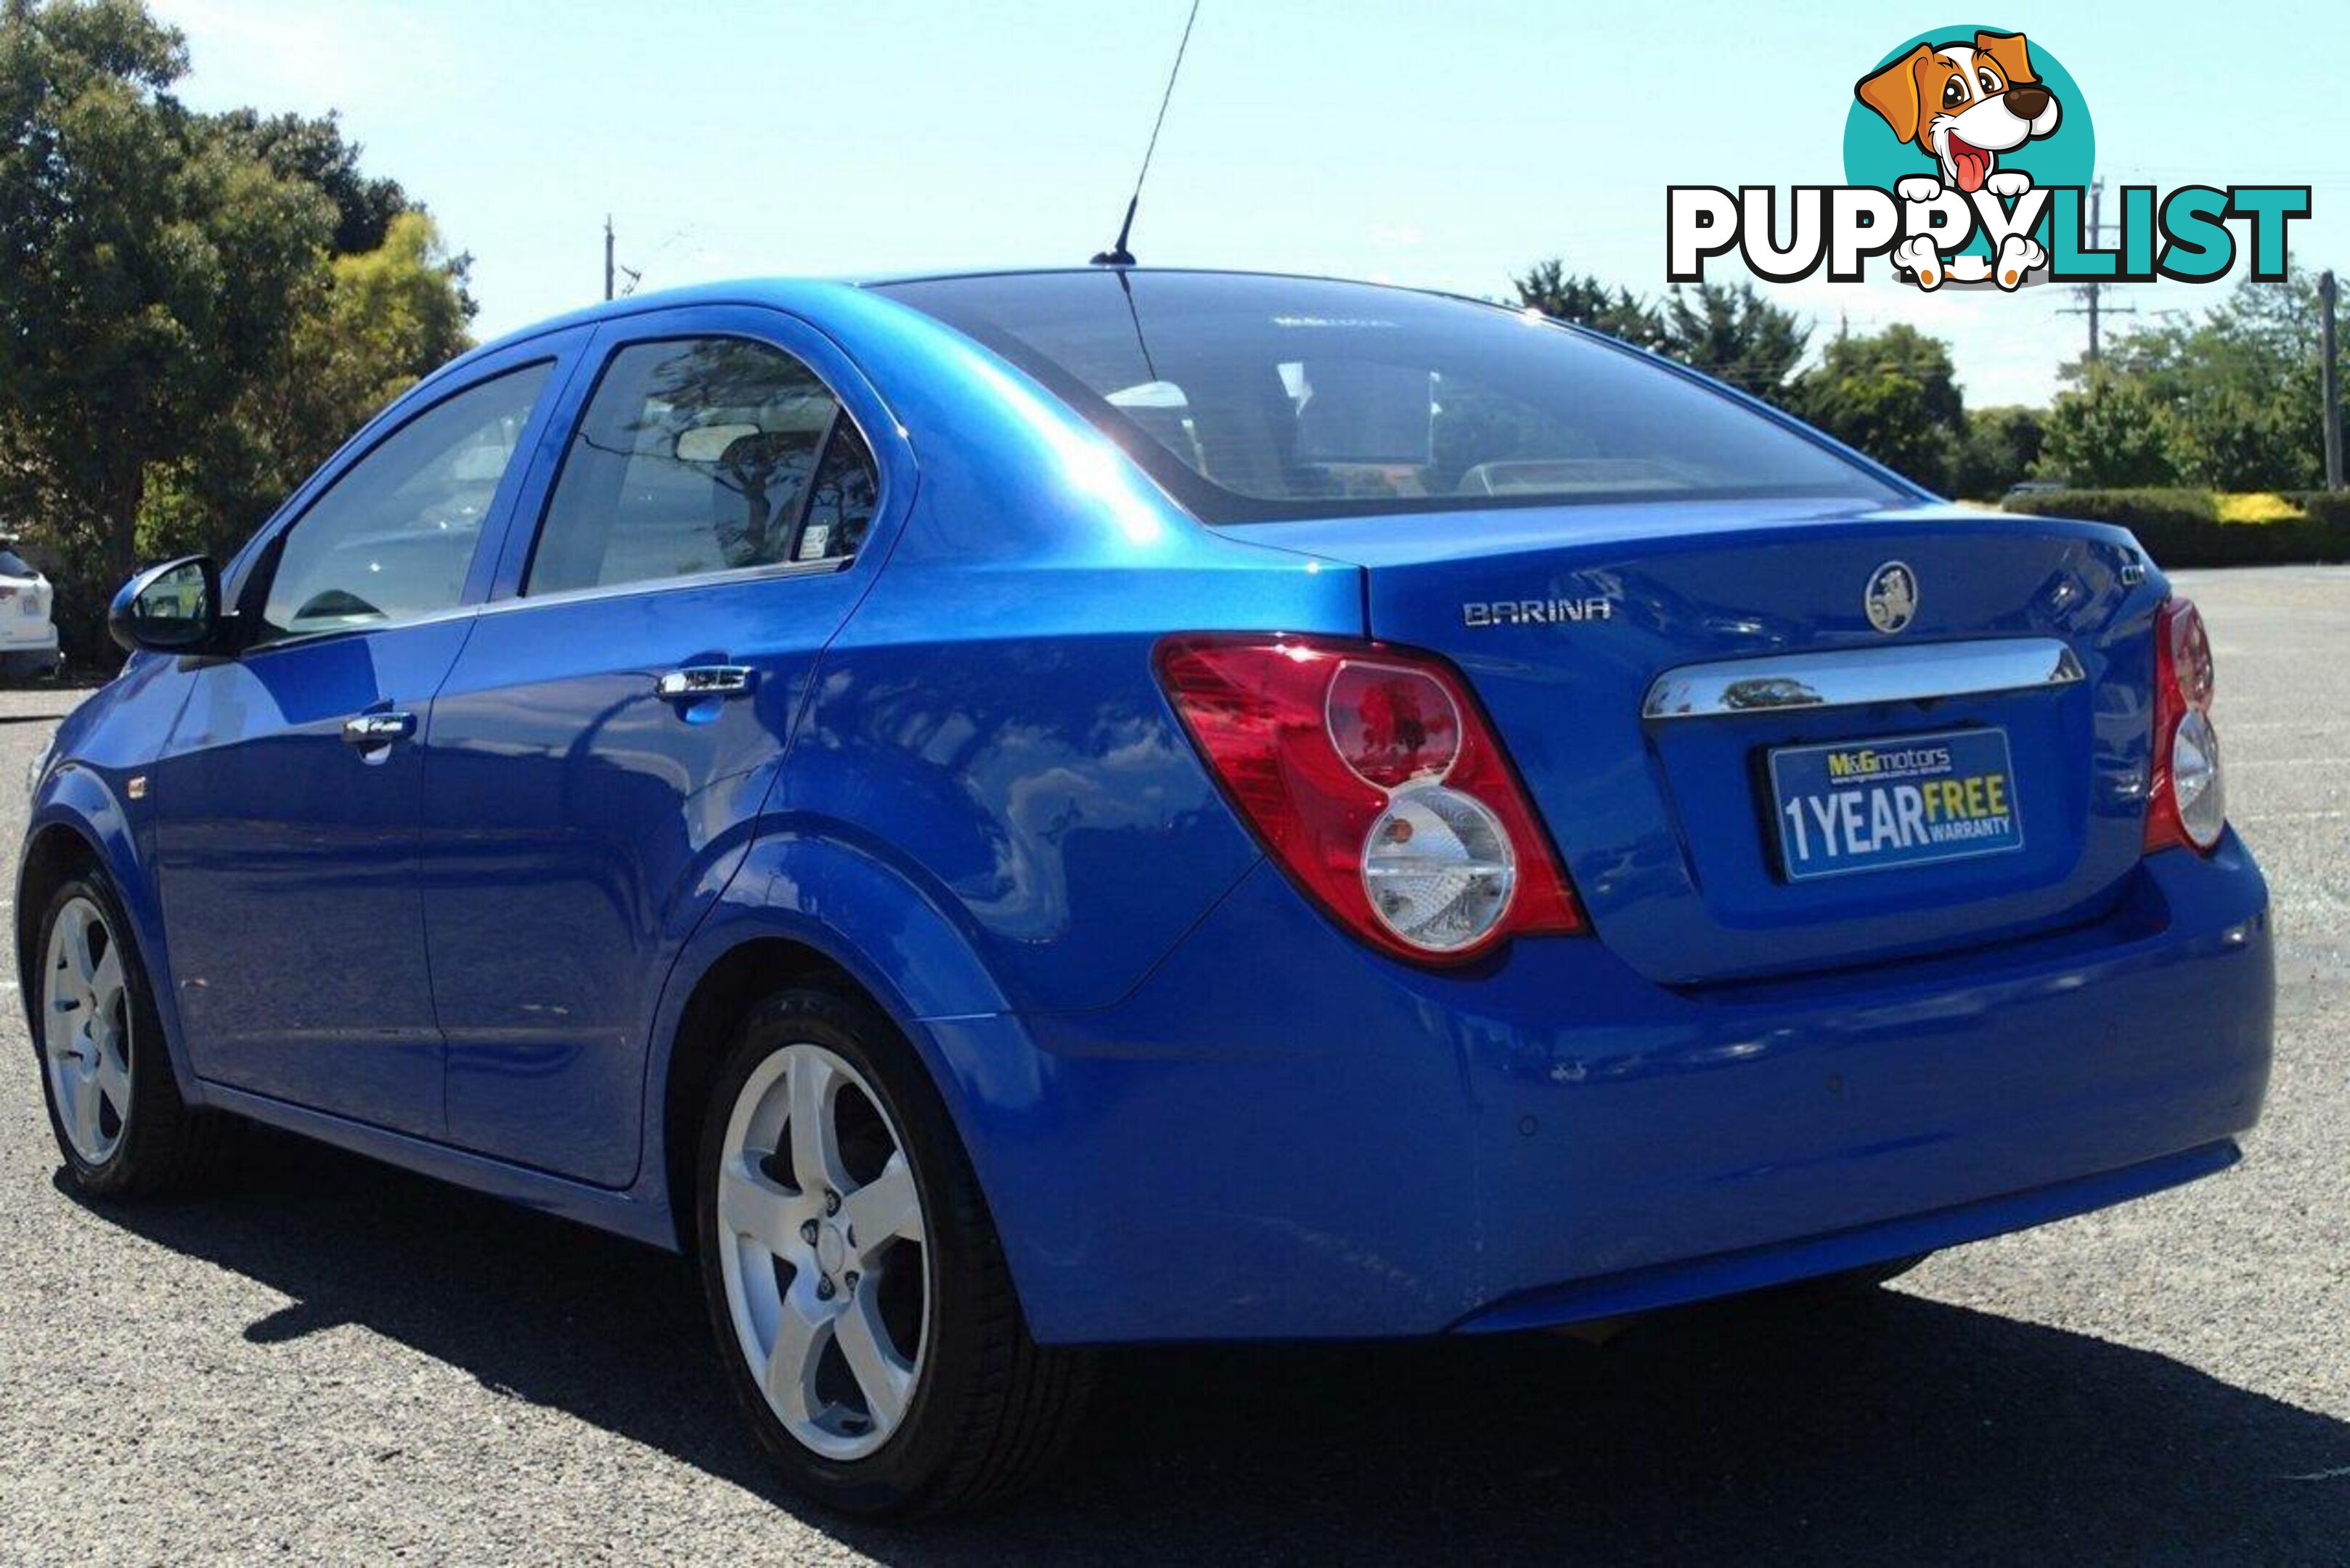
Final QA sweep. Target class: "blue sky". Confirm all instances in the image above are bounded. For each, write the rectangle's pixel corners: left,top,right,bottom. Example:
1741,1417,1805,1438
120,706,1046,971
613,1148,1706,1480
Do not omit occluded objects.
151,0,2348,407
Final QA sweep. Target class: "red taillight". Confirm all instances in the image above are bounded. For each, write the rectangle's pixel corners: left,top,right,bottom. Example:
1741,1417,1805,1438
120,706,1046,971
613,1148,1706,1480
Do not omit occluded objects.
2144,597,2225,855
1155,633,1583,963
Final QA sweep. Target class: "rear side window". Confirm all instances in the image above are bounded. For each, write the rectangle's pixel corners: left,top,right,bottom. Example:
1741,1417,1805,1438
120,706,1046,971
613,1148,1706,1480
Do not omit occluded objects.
876,271,1903,523
526,337,878,596
260,362,550,642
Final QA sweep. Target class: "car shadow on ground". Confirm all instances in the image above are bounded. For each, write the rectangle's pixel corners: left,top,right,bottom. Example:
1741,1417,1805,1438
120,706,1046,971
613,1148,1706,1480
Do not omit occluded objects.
62,1135,2350,1564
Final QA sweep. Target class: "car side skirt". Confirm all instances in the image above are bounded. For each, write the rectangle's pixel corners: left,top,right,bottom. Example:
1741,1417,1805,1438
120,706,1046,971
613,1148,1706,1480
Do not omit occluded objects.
199,1080,677,1250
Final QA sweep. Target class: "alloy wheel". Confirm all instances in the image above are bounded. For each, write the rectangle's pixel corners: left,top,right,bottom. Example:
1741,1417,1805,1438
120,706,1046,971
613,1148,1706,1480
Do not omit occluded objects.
44,894,132,1165
714,1041,931,1461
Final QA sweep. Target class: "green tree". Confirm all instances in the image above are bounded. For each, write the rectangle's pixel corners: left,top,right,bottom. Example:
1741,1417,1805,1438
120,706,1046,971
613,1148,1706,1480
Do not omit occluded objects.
143,210,476,562
314,211,474,408
0,0,332,621
1,0,476,659
2060,270,2327,491
1791,324,1965,492
1656,282,1810,404
2176,369,2322,492
1953,404,2047,499
2039,372,2184,487
214,107,410,257
1512,259,1664,348
211,107,476,317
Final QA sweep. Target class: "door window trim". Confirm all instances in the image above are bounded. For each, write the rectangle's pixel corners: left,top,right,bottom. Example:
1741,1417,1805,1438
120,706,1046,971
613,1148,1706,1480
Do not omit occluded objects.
511,330,887,606
482,552,852,618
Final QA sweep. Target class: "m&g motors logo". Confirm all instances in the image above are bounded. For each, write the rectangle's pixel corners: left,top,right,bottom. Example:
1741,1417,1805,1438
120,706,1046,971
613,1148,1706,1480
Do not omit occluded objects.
1666,26,2309,293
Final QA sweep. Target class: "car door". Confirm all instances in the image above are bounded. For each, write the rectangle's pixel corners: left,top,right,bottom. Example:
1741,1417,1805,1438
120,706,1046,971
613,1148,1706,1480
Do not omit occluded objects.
149,348,574,1134
420,307,907,1185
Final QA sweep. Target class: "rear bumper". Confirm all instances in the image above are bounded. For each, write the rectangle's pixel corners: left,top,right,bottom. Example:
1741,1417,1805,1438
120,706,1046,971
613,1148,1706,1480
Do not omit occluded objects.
0,641,60,676
949,831,2272,1344
1453,1138,2239,1334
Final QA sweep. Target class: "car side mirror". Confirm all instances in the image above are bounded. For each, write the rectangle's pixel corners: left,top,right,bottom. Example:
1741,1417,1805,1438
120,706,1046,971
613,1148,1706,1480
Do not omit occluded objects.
108,555,223,654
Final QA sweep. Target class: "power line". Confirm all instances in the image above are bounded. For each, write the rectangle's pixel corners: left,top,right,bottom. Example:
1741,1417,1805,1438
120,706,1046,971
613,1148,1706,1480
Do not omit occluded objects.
2053,179,2136,364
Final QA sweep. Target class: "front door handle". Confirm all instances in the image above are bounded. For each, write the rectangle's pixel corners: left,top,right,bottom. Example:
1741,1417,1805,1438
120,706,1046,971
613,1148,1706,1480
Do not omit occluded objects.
655,666,758,700
343,711,417,748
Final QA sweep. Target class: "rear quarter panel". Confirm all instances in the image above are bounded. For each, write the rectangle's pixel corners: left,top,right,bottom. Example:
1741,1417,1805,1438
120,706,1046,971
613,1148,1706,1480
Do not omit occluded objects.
629,288,1367,1244
763,289,1365,1013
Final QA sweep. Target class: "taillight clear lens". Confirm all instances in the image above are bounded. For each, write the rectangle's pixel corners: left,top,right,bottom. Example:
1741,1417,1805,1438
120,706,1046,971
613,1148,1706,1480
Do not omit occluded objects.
2171,708,2224,849
1156,633,1582,962
1361,785,1515,950
2145,597,2225,855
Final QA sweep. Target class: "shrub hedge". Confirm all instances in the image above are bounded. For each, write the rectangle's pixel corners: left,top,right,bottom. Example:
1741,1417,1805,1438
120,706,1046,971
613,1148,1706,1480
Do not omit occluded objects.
1999,488,2350,568
2289,490,2350,528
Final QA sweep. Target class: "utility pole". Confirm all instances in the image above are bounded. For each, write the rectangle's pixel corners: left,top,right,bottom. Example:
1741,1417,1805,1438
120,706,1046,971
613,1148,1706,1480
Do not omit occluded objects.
2057,179,2137,364
2322,269,2343,491
603,214,616,302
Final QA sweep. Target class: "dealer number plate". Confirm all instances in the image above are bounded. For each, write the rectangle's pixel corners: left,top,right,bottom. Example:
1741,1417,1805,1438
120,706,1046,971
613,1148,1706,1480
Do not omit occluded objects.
1768,727,2023,882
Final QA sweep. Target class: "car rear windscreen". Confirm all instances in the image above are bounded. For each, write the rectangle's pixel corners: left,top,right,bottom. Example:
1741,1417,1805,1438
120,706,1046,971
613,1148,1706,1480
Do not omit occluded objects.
873,271,1906,524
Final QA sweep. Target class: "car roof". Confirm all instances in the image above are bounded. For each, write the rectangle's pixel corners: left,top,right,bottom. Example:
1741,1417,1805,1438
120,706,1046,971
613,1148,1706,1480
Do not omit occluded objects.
446,267,1516,378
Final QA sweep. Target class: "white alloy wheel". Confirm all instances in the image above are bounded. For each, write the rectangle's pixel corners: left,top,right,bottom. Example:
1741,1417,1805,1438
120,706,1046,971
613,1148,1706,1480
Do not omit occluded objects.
43,893,133,1165
714,1040,931,1461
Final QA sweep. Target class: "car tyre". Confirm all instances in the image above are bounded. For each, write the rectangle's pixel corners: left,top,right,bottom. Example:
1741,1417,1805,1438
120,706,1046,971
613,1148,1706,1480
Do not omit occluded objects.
695,985,1094,1516
33,873,229,1198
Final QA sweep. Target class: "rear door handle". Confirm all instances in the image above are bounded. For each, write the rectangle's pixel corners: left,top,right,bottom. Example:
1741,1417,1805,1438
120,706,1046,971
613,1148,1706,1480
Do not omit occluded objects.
342,711,417,748
655,666,758,700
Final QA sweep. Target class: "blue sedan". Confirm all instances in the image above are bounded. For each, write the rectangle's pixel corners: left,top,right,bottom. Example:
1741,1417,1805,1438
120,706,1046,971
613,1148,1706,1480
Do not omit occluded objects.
20,269,2271,1515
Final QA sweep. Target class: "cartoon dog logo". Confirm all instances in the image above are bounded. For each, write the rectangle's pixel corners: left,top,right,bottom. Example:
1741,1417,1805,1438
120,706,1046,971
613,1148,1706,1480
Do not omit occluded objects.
1857,30,2060,196
1856,30,2062,290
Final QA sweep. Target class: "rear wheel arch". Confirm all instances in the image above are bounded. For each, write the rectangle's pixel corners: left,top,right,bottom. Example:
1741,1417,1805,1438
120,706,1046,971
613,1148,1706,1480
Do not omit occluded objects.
685,967,1095,1513
653,830,1020,1238
654,920,1035,1291
661,935,860,1250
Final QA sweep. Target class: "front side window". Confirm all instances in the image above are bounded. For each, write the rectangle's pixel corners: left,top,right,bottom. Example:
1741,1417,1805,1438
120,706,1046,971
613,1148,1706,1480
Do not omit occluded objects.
259,363,551,642
876,271,1904,523
526,338,878,596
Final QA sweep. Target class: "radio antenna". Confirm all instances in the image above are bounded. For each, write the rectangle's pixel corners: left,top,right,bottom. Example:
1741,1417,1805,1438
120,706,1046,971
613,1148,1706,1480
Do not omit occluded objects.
1090,0,1202,267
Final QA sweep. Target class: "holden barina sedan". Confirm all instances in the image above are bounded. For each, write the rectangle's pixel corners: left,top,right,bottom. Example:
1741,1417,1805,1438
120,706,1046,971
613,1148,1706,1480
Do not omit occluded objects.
22,270,2271,1516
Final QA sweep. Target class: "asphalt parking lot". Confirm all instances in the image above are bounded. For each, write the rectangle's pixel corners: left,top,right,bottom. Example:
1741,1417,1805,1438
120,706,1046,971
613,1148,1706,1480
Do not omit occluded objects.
0,565,2343,1564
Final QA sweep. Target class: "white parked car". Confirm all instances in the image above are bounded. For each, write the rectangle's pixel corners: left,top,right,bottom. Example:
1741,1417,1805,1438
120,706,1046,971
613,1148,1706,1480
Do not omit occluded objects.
0,544,62,679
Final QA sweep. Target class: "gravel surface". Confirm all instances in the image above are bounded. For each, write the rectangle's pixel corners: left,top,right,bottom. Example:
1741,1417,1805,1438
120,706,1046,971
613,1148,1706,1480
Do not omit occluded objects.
0,566,2343,1563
